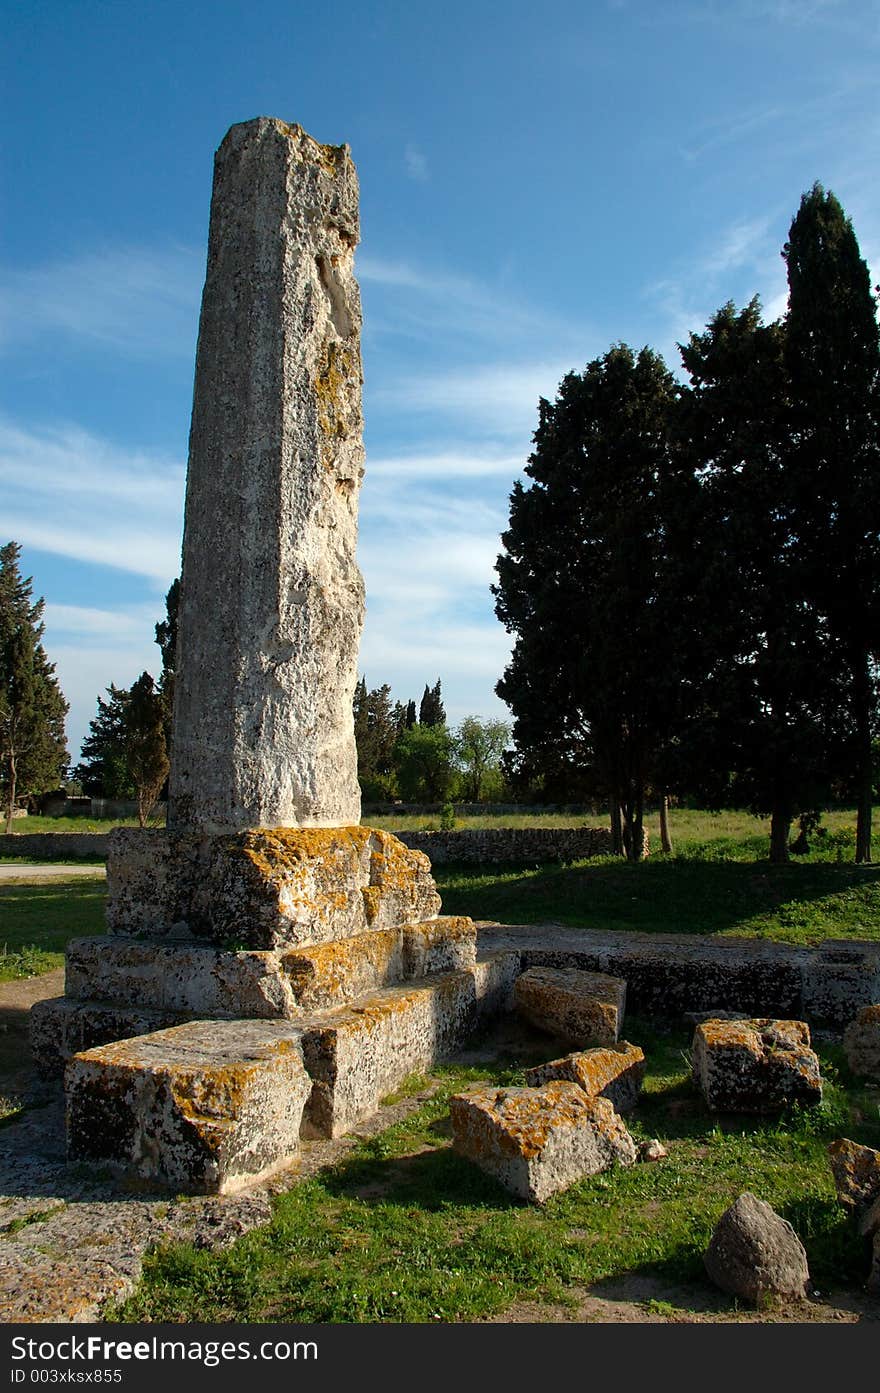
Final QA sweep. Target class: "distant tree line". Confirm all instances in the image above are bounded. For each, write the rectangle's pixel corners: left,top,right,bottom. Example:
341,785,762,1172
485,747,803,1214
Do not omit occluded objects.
494,185,880,863
354,676,510,805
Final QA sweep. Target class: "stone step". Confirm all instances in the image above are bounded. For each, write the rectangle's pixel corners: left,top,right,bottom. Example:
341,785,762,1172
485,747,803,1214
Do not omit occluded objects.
301,953,519,1139
66,1019,311,1194
62,917,477,1021
30,997,189,1077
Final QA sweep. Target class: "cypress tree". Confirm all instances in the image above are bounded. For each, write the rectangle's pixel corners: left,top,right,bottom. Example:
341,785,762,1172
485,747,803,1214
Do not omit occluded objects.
0,543,68,830
783,184,880,862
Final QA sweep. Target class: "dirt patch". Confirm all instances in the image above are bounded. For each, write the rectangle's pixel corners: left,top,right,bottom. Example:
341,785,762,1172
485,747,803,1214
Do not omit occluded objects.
0,968,64,1108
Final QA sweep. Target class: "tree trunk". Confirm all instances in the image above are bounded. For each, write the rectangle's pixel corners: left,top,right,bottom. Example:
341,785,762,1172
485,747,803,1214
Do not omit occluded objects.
769,801,792,864
659,793,673,855
610,800,623,856
854,649,873,864
4,751,16,835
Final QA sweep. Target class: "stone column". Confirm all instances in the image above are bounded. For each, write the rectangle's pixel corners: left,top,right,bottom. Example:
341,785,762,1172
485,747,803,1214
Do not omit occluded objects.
168,118,365,833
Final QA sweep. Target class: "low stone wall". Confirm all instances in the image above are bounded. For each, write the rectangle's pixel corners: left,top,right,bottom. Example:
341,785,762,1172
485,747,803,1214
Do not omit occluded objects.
396,826,625,865
477,924,880,1028
1,833,110,860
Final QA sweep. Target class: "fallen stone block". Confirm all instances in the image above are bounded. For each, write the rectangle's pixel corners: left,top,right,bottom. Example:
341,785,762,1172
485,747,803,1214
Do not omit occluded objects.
449,1082,637,1203
704,1192,810,1303
525,1041,645,1114
827,1137,880,1213
843,1004,880,1082
300,968,483,1138
691,1018,822,1112
66,1019,310,1193
515,967,625,1047
106,825,440,949
30,997,187,1077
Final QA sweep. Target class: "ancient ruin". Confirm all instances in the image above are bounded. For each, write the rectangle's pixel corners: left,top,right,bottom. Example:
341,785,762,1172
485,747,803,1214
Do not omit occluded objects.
30,118,516,1191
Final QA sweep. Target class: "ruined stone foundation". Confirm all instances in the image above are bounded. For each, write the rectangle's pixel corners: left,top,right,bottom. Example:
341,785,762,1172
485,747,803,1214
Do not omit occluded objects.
34,828,518,1190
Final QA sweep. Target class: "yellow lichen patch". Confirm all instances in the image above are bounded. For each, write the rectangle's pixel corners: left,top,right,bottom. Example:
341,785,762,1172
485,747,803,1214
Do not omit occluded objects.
361,885,381,924
315,340,358,439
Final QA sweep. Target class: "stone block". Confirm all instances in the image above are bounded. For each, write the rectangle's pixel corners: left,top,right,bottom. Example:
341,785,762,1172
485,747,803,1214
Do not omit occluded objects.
30,997,186,1077
473,951,520,1017
691,1018,822,1113
801,945,880,1026
65,1019,309,1193
401,916,476,978
843,1004,880,1081
827,1137,880,1213
106,825,440,948
449,1082,637,1203
300,969,482,1138
64,936,294,1018
515,966,625,1046
281,916,476,1012
525,1040,646,1114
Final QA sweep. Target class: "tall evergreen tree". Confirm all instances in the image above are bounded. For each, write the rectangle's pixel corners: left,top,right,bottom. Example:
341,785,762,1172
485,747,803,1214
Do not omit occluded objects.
0,543,68,830
419,680,446,727
125,672,169,828
74,685,134,798
493,345,680,859
783,185,880,861
678,300,843,860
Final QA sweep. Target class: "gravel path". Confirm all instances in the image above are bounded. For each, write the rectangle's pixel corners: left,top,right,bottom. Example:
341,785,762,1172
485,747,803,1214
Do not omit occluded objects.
0,863,105,881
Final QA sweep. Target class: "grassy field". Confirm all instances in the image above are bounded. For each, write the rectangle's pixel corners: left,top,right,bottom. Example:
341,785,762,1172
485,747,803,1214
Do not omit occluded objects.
113,1019,880,1323
0,881,106,979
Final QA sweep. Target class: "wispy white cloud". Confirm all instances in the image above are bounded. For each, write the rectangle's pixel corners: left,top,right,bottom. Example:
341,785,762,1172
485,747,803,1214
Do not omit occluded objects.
0,244,202,358
358,252,591,354
404,142,429,182
366,447,523,479
0,416,184,583
373,359,574,438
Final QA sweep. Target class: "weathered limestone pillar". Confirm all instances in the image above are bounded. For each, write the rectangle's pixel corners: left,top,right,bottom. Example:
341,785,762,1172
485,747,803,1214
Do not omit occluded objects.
168,117,365,833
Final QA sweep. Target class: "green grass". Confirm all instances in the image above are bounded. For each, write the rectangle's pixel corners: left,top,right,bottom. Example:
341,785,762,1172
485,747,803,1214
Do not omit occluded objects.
435,855,880,945
0,880,106,980
114,1021,880,1323
3,815,148,836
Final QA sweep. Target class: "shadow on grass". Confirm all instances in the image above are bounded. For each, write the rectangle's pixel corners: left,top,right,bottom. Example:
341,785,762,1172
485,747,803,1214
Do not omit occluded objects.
437,857,880,941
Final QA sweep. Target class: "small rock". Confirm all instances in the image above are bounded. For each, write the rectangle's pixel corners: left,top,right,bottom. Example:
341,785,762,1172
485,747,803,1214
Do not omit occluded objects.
843,1004,880,1082
703,1192,809,1304
639,1138,667,1162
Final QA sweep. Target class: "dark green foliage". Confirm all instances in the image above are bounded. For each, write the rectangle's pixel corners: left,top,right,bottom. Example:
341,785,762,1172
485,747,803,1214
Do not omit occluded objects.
394,723,455,802
453,715,510,801
125,671,169,827
783,185,880,862
418,679,446,728
353,678,401,800
0,543,68,831
494,345,682,859
74,685,135,799
677,299,846,860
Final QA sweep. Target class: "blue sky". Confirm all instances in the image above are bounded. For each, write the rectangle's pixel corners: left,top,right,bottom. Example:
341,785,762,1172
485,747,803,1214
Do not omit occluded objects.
2,0,878,762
